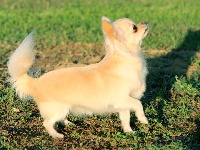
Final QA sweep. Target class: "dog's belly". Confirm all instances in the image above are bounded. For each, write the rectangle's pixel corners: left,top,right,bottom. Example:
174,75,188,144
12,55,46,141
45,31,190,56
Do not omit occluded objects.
70,104,115,115
70,102,121,116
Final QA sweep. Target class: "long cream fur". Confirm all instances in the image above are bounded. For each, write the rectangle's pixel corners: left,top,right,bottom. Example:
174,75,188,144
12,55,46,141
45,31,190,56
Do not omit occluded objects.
7,16,149,138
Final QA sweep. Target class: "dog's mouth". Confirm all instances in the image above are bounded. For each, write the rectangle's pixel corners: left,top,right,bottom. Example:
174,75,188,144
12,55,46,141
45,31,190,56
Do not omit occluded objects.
144,27,149,34
138,21,149,34
143,22,149,34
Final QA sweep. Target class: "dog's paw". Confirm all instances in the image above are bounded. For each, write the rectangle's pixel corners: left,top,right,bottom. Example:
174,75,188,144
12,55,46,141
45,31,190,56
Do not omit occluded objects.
138,115,148,124
64,119,75,126
51,132,64,138
123,127,135,134
124,130,136,134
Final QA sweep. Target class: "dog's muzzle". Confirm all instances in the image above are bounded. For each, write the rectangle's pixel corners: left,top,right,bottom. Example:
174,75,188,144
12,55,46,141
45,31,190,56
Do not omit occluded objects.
141,21,149,34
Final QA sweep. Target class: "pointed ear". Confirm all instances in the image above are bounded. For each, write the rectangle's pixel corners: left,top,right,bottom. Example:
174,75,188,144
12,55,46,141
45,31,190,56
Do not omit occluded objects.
102,16,117,39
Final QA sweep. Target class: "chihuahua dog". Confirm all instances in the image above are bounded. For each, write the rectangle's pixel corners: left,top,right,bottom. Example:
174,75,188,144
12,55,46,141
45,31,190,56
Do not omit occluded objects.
7,16,149,138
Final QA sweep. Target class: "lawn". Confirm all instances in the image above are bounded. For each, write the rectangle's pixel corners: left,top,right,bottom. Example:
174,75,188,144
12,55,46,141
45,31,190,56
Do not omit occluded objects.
0,0,200,149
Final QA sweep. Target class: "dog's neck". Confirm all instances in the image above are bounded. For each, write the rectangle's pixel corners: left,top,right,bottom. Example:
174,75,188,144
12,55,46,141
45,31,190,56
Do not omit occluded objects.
102,39,144,63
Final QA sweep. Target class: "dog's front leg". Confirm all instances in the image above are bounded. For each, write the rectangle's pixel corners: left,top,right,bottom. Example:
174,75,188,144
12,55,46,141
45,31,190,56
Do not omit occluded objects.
131,98,148,125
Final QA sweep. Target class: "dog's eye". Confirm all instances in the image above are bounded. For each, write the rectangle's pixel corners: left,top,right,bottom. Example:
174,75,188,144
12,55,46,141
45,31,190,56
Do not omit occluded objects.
133,25,137,33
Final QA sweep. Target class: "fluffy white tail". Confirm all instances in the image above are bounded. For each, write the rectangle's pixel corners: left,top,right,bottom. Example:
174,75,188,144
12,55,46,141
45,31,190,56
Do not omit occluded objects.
7,32,36,99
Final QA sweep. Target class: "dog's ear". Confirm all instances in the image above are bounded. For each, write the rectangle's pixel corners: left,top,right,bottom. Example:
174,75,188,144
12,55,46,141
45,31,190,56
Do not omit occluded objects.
102,16,117,39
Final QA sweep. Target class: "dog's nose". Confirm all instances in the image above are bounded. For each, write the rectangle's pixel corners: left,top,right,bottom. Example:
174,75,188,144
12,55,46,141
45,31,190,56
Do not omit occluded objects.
141,21,147,25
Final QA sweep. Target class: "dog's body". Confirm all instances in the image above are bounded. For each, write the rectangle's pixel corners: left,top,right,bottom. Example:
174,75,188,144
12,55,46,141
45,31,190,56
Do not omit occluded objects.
8,17,149,138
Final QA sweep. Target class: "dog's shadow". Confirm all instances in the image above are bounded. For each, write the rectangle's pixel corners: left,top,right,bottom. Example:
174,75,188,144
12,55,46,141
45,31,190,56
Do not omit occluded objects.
141,29,200,146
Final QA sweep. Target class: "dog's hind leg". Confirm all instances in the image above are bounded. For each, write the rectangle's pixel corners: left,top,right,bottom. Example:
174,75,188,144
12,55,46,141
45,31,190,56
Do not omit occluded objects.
43,117,64,138
119,110,134,133
39,102,70,138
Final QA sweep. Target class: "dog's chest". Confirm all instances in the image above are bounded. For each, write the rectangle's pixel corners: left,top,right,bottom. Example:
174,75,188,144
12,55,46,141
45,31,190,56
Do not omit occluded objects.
129,58,147,98
128,57,147,80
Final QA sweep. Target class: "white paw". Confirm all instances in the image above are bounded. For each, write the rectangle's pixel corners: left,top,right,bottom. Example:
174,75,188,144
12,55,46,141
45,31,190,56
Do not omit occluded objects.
64,119,75,126
123,127,135,133
51,132,64,138
124,130,136,134
138,115,148,124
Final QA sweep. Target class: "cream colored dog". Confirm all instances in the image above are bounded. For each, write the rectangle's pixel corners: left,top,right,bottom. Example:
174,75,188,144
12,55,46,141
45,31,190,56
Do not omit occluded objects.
7,16,149,138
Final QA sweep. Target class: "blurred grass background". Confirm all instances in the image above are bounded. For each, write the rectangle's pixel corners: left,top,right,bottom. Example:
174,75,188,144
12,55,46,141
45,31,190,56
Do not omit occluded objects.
0,0,199,50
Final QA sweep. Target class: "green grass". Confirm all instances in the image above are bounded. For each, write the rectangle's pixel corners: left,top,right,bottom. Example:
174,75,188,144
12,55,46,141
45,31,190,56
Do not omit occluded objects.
0,0,200,149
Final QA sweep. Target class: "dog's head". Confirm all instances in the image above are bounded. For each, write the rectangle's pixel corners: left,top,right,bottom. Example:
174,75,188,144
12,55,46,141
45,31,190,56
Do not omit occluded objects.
102,16,149,48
